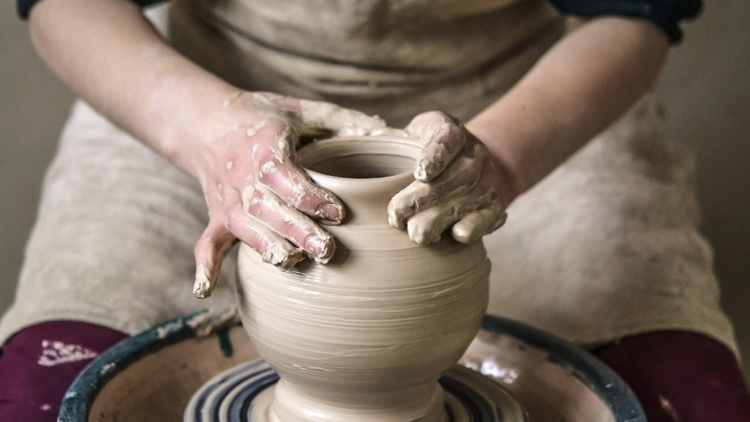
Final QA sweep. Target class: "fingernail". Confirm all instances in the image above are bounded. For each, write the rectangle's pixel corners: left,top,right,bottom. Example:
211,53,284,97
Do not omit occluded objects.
306,235,334,263
317,204,343,223
193,265,213,299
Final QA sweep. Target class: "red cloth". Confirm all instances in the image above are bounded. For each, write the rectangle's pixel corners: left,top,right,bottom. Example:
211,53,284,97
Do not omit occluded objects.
1,323,748,422
0,321,127,422
592,331,750,422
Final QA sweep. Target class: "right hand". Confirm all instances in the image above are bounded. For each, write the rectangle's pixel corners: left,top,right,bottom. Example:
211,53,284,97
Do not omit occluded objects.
188,92,387,298
388,111,510,246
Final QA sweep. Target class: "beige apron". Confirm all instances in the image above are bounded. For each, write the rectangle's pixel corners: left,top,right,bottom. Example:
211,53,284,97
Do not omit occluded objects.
0,0,737,354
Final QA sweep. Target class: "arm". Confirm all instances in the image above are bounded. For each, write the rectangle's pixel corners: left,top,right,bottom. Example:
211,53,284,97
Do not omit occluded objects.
28,0,387,296
389,17,670,243
468,17,669,201
28,0,226,170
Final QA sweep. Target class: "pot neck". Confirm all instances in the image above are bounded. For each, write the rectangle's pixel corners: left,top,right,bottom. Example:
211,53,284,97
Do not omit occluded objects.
298,136,422,226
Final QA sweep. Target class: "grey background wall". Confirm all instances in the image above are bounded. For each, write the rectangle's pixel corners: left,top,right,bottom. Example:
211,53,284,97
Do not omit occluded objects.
1,0,748,381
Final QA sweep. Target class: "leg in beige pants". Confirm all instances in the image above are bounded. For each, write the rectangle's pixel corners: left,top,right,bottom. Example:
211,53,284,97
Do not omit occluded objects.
0,101,236,344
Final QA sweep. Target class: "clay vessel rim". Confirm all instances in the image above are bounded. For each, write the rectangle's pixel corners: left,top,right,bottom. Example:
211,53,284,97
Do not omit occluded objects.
298,135,421,186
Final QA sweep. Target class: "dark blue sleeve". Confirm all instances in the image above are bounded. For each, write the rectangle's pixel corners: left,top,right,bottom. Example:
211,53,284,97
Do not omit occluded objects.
548,0,702,43
18,0,165,20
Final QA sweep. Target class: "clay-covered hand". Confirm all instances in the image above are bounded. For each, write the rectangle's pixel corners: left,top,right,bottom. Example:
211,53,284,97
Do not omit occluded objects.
388,111,509,246
191,92,386,298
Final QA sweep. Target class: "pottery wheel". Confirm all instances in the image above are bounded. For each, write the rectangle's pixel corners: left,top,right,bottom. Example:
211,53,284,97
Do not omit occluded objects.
184,360,525,422
59,309,645,422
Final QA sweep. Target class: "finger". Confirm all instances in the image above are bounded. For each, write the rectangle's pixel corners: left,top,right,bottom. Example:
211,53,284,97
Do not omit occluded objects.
247,117,345,223
388,145,485,229
242,184,336,263
224,188,305,269
403,185,496,246
406,111,469,182
256,156,345,223
193,217,237,299
451,204,507,245
297,99,386,136
405,204,459,246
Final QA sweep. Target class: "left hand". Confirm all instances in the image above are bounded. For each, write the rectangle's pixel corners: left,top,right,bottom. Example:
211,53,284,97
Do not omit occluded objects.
388,111,509,245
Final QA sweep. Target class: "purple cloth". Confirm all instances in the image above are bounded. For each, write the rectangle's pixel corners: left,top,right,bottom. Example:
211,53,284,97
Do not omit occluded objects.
0,321,127,422
593,330,750,422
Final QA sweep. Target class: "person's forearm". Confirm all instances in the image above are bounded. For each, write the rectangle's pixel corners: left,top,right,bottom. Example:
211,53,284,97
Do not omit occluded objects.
467,17,669,203
28,0,237,175
27,0,396,280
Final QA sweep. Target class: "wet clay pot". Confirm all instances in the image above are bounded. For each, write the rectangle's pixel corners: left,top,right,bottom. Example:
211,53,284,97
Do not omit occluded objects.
236,136,491,422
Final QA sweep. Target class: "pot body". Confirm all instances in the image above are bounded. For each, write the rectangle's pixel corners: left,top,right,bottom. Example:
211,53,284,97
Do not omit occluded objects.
236,136,490,422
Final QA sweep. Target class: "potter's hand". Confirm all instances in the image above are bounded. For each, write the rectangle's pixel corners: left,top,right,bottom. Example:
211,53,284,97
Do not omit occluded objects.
388,111,509,245
192,92,386,298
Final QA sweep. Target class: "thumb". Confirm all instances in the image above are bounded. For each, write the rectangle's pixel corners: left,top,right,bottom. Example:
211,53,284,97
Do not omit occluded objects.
193,217,236,298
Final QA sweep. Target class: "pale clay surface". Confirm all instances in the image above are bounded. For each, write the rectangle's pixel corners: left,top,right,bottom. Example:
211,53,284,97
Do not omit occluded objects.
237,137,491,422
